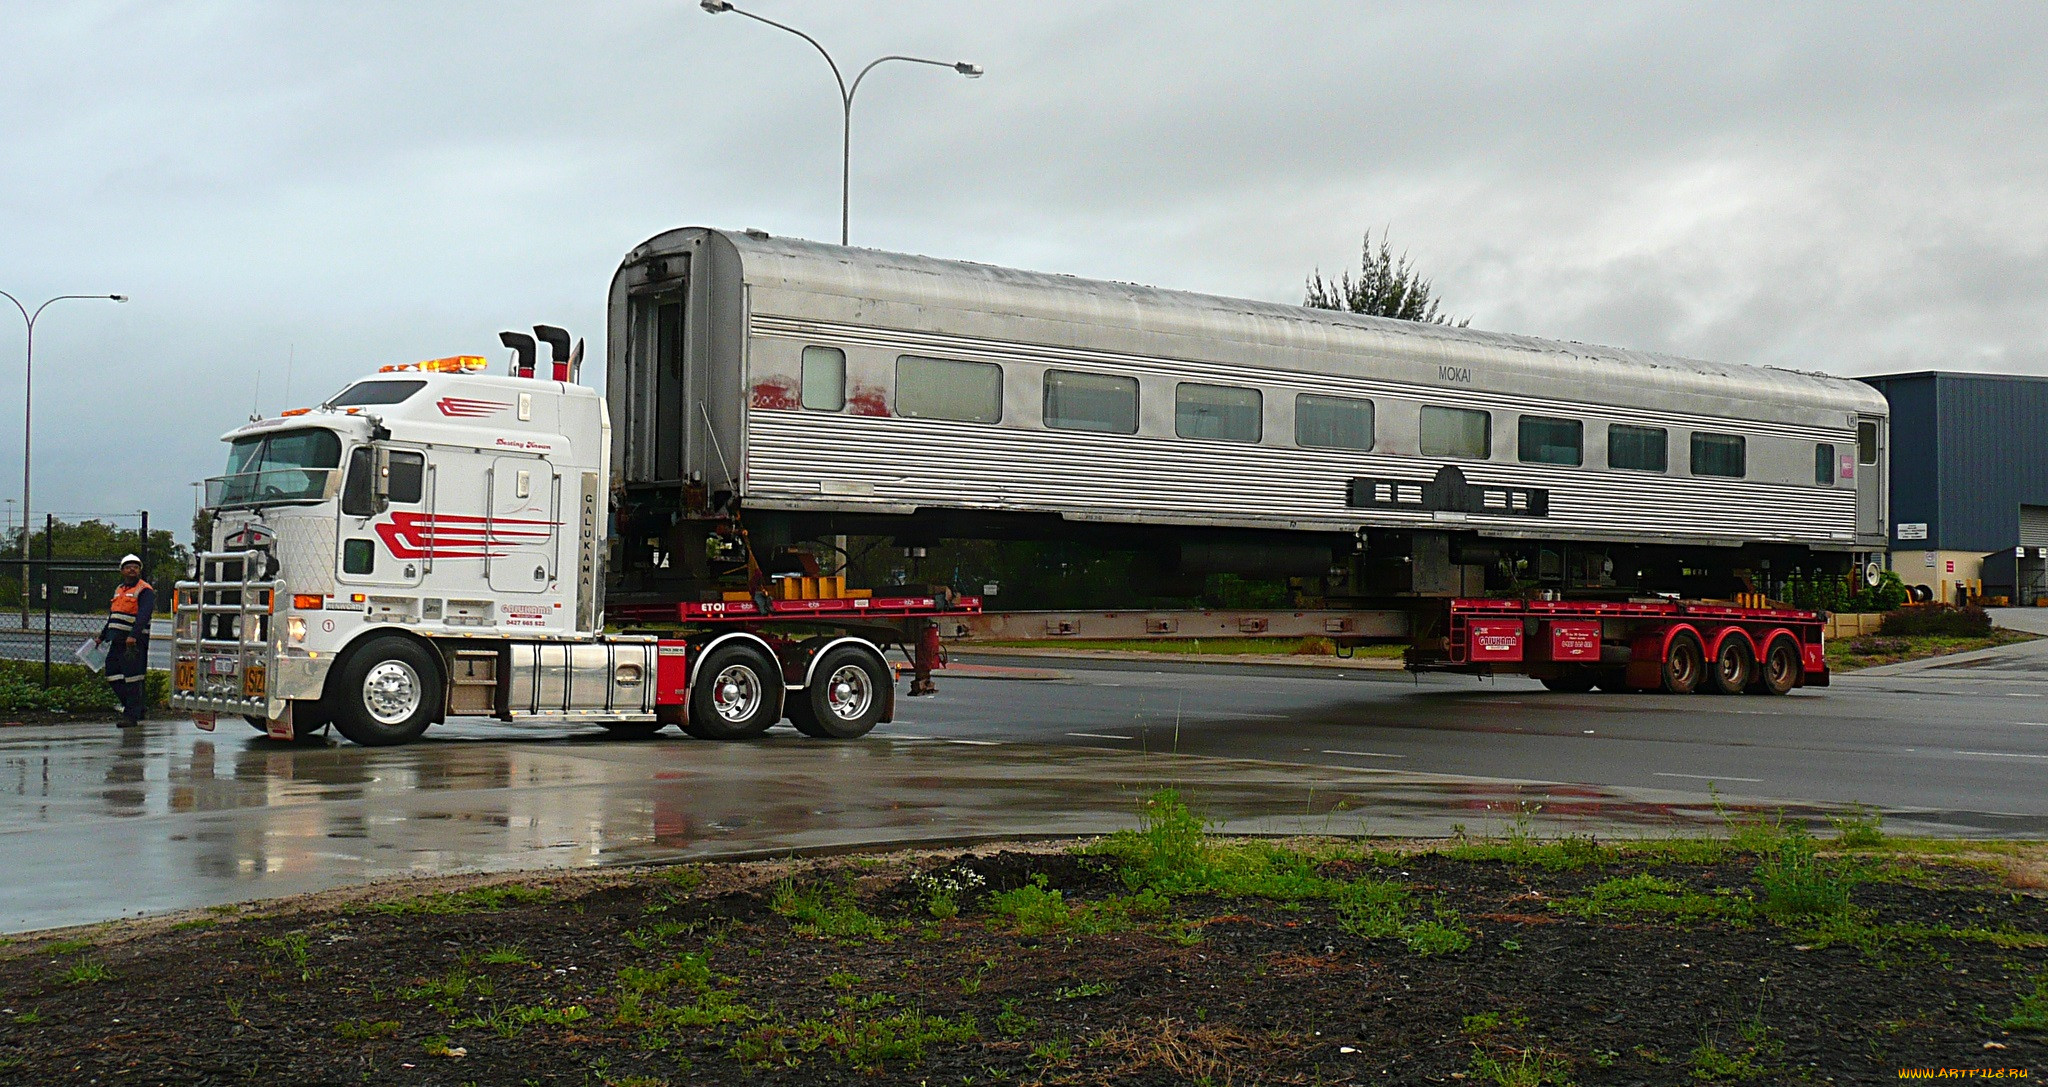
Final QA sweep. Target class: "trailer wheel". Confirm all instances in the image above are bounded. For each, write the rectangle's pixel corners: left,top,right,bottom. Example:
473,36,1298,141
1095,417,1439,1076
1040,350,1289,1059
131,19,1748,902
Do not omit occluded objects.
788,647,889,739
684,644,781,740
328,636,440,746
1538,670,1597,693
1706,636,1755,695
1660,632,1704,694
1750,637,1802,696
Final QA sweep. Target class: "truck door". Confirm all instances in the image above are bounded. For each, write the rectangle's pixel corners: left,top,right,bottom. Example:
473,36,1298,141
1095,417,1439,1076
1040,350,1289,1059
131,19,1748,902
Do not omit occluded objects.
1855,416,1885,539
486,456,559,594
338,446,426,589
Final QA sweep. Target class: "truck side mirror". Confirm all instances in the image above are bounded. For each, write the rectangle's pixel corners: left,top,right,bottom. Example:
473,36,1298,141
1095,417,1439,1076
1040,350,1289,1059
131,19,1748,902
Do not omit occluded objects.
340,446,379,517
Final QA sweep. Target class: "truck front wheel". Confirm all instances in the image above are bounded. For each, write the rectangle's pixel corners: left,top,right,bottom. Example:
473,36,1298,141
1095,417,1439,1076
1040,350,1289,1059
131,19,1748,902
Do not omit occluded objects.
328,636,440,746
788,647,888,739
683,644,781,740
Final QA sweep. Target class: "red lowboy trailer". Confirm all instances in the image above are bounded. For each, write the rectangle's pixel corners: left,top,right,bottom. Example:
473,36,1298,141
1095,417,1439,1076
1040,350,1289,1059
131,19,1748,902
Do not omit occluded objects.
1405,598,1827,695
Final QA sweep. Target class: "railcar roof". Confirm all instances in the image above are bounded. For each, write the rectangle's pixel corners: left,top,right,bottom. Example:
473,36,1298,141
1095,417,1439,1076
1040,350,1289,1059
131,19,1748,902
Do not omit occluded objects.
672,228,1886,417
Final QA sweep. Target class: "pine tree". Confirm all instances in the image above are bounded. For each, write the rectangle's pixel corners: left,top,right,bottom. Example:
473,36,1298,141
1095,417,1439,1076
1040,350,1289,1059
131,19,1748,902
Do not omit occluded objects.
1305,229,1467,326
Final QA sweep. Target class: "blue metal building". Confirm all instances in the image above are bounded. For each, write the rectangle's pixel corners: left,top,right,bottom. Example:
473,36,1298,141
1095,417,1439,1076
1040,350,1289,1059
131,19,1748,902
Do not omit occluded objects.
1861,371,2048,604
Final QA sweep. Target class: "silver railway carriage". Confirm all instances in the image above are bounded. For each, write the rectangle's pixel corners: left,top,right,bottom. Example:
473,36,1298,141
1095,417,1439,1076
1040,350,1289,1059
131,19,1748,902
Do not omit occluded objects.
606,227,1886,602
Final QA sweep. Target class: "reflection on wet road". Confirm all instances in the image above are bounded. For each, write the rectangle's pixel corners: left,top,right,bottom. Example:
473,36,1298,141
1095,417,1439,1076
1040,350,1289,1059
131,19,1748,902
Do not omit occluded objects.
7,646,2048,933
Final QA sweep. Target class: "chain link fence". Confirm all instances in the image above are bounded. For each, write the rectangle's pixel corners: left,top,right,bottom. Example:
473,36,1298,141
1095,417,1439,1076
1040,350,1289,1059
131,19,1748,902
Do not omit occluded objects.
0,511,160,685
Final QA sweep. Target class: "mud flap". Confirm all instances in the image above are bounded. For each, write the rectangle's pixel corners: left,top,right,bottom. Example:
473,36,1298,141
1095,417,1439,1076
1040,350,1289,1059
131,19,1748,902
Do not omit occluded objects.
192,712,217,732
265,703,295,741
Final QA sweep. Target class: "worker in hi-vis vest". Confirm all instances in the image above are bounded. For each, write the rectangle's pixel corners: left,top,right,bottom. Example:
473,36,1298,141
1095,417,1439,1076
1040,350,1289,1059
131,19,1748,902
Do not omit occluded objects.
97,554,153,728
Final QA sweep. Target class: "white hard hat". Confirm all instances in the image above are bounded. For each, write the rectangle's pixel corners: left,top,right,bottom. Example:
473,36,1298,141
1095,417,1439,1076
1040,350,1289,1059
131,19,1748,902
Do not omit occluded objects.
120,554,142,565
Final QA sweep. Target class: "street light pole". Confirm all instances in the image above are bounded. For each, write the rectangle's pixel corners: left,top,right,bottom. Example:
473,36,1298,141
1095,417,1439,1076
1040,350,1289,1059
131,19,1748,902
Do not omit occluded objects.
0,291,128,625
699,1,981,246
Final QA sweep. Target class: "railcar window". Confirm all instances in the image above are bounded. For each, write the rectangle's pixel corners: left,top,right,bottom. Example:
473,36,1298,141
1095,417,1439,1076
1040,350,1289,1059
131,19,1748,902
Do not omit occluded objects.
1690,432,1746,478
1517,415,1582,466
1420,406,1491,459
1607,424,1668,472
1857,420,1879,464
800,346,845,411
1043,370,1138,434
1175,383,1262,442
1295,394,1374,451
1815,443,1836,485
895,356,1003,423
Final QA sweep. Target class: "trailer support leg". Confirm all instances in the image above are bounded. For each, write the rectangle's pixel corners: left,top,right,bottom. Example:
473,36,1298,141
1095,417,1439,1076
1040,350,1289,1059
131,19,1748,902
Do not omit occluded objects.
909,620,941,696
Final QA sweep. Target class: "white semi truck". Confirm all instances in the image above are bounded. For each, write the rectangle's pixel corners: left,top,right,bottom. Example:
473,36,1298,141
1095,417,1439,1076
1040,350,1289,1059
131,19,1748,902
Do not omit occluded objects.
170,329,974,745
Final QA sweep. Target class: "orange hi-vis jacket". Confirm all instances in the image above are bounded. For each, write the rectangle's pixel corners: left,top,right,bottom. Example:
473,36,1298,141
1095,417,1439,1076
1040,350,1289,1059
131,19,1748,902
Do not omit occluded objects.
103,579,155,639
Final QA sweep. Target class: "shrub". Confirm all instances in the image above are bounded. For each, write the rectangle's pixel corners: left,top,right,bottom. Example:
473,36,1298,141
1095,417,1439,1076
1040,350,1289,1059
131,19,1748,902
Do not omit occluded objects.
1877,605,1992,638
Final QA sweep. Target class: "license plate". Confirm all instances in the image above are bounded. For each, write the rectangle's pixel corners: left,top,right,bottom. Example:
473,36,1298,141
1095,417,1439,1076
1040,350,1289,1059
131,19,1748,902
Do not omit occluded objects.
192,712,217,732
207,657,237,676
175,660,197,691
243,665,266,697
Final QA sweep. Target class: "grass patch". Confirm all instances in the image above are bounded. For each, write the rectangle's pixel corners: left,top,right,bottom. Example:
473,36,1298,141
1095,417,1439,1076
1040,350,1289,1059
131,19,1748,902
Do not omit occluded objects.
732,1009,978,1072
454,1000,591,1038
770,880,891,942
257,931,318,981
62,961,112,985
334,1018,400,1041
479,944,536,967
365,883,551,916
1334,877,1472,956
2004,974,2048,1032
40,937,93,956
1443,831,1617,872
614,953,759,1034
1555,874,1744,925
984,876,1163,937
1469,1046,1574,1086
1826,628,2035,672
403,967,493,1014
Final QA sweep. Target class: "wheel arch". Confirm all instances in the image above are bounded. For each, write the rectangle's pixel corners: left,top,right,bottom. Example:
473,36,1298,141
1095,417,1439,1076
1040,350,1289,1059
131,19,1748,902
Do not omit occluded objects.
797,636,889,689
1704,625,1760,663
323,627,446,704
686,631,781,689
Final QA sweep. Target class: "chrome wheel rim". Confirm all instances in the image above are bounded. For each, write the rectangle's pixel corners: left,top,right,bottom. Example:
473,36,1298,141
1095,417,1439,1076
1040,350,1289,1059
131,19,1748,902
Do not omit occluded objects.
824,664,873,721
712,664,764,722
363,660,422,725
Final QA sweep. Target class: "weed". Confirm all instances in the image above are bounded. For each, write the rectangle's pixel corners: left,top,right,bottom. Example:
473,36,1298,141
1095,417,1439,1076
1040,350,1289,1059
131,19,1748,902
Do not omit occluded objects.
41,937,92,956
1029,1037,1074,1065
454,1001,591,1038
994,1000,1039,1038
613,954,757,1032
658,866,704,891
825,971,862,990
1688,1012,1783,1082
1500,938,1523,951
771,879,890,942
1443,829,1617,872
334,1018,401,1041
11,1010,40,1025
404,968,494,1015
480,945,536,967
959,958,996,995
1334,878,1472,955
258,931,318,980
224,996,244,1020
1556,874,1743,925
62,961,112,985
1753,828,1856,921
366,884,551,916
421,1035,460,1057
910,865,986,920
1828,806,1886,848
732,1010,977,1072
1462,1011,1502,1034
1052,981,1112,1001
2004,973,2048,1031
624,919,703,951
985,876,1161,937
1468,1046,1573,1087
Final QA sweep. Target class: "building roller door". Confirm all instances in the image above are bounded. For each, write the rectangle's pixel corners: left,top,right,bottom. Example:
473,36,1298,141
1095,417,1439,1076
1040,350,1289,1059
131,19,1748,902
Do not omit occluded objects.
2021,505,2048,548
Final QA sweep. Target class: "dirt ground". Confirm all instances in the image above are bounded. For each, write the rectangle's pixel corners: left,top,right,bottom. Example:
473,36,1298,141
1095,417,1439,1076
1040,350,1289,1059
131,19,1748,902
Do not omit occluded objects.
2,804,2044,1086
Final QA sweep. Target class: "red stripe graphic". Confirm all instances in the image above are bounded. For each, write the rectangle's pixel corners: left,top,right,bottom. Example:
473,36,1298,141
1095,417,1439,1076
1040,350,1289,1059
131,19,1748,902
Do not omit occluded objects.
437,397,512,418
374,511,559,559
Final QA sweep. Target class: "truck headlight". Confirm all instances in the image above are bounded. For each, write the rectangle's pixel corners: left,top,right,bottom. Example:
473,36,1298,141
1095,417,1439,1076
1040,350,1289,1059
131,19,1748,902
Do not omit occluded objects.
287,616,306,644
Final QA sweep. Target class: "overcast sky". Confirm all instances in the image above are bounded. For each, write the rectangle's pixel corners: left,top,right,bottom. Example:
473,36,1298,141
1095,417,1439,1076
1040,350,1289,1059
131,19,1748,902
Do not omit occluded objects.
4,1,2045,534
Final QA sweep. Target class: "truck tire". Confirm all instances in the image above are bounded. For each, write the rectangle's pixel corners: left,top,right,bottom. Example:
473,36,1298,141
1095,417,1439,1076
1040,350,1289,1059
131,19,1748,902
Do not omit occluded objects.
327,636,440,747
684,644,781,740
1660,632,1704,695
788,647,889,739
1749,637,1803,696
1706,636,1754,695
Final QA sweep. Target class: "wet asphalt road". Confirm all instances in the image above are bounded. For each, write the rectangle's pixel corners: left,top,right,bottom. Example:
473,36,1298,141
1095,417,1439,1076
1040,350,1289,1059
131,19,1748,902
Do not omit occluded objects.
4,635,2047,932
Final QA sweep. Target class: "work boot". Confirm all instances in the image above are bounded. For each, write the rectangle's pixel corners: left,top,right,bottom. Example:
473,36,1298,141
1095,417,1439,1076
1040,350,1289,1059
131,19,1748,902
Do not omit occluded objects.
116,718,139,730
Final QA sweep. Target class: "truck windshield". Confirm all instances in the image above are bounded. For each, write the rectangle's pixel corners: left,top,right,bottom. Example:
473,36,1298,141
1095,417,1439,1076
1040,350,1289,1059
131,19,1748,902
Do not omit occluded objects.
207,428,343,508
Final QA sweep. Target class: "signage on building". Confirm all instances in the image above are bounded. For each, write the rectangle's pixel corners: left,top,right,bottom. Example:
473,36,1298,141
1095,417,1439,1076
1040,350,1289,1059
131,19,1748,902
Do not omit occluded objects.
1896,523,1928,540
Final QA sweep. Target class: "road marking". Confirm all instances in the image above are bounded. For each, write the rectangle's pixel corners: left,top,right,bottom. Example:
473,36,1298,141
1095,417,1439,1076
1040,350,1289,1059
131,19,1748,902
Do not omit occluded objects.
2009,693,2041,698
1956,749,2048,760
1065,732,1133,741
1321,749,1408,759
1654,772,1763,783
945,739,1002,746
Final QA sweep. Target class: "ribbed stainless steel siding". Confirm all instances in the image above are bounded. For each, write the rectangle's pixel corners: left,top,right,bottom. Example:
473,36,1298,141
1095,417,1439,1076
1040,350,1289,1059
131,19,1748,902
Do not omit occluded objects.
746,412,1857,546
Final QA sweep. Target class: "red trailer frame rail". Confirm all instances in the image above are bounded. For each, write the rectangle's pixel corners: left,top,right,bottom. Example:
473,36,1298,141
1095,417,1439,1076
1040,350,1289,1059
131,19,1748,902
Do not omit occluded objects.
1408,598,1828,695
609,595,984,623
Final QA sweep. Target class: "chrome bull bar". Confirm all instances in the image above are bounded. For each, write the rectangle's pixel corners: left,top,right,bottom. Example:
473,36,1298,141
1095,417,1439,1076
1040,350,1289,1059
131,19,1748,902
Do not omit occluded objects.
170,549,285,719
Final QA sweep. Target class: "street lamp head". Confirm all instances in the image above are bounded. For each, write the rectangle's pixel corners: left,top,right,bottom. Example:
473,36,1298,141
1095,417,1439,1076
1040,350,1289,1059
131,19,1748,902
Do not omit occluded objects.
108,295,128,303
699,0,732,12
954,62,983,78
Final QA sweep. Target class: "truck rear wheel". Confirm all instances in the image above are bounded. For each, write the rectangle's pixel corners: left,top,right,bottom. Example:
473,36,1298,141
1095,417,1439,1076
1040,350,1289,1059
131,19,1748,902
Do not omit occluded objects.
1660,632,1704,695
1706,636,1754,695
683,644,781,740
788,647,888,739
328,636,440,746
1750,637,1802,696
